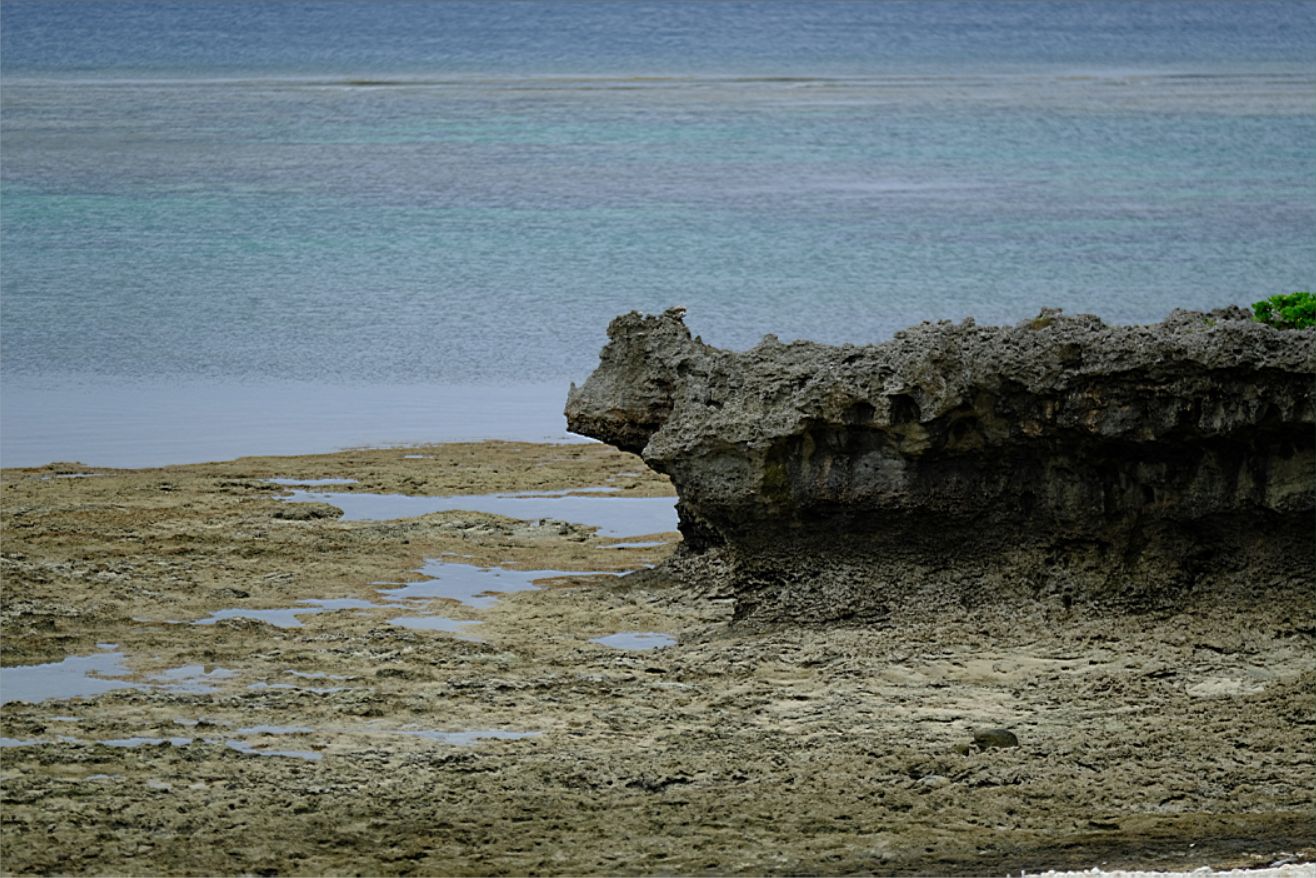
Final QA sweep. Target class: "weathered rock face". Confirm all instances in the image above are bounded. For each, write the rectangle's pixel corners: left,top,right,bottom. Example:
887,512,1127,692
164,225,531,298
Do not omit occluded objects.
566,307,1315,622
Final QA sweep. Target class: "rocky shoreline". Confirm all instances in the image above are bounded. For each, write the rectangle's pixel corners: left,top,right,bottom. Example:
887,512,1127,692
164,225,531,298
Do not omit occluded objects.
1,439,1312,875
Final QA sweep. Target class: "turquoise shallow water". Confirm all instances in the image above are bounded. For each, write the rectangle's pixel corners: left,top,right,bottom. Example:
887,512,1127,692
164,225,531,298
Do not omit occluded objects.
2,1,1314,466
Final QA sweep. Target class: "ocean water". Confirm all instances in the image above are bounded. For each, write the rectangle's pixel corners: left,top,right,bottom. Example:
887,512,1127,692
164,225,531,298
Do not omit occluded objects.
3,1,1314,466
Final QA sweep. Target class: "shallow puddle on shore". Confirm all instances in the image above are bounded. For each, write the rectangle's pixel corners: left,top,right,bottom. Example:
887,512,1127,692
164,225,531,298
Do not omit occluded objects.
180,556,635,648
378,559,613,609
150,664,237,693
387,614,484,638
186,572,519,634
5,521,662,713
279,488,678,538
1,652,251,705
0,650,144,704
100,733,319,760
592,632,678,651
194,598,376,629
302,598,378,611
195,607,318,628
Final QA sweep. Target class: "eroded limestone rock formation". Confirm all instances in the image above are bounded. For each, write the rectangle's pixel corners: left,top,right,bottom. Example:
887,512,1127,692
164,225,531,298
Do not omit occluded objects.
566,307,1315,622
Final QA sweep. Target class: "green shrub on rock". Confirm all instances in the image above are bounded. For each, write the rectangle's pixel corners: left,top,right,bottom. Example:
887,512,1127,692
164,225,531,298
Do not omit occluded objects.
1252,291,1316,329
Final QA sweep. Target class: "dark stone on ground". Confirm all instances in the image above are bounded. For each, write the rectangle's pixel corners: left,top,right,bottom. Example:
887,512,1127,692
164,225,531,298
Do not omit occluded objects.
973,728,1020,750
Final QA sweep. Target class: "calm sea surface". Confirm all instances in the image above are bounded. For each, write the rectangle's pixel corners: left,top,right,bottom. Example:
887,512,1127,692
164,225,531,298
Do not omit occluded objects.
3,1,1314,465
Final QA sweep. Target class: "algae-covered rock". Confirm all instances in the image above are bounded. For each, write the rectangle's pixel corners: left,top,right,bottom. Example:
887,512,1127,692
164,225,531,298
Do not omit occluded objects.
566,307,1315,621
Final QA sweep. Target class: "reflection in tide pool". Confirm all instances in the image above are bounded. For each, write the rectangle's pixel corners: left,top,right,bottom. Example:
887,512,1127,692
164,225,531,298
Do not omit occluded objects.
592,632,678,651
194,598,376,629
387,615,484,639
280,489,678,538
150,664,237,693
4,498,670,709
0,650,142,705
195,607,316,629
379,560,614,609
225,724,322,761
0,651,252,705
0,652,253,705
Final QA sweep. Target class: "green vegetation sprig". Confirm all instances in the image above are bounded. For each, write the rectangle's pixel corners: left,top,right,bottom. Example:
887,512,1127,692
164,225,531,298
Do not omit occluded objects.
1252,291,1316,329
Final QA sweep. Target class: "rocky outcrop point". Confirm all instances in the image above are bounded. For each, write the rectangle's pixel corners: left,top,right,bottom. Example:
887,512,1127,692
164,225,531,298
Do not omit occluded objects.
566,307,1315,621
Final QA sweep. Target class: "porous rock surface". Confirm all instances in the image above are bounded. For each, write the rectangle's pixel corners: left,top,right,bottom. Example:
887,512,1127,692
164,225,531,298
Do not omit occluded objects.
566,307,1315,621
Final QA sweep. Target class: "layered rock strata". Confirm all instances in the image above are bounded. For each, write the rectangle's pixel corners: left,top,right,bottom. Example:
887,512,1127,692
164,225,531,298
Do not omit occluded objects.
566,308,1315,621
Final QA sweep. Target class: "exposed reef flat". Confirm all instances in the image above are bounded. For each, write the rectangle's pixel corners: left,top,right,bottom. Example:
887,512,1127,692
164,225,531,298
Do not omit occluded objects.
2,442,1312,875
566,308,1314,622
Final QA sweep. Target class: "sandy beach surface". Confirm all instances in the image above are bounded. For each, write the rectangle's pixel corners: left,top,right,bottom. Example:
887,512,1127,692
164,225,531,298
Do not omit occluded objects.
1,441,1312,876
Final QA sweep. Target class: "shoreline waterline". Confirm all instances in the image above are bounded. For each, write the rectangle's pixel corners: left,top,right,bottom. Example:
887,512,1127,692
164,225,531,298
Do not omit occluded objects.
0,377,586,469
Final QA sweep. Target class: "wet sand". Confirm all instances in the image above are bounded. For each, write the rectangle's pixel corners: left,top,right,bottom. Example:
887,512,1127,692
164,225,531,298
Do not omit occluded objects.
1,441,1312,875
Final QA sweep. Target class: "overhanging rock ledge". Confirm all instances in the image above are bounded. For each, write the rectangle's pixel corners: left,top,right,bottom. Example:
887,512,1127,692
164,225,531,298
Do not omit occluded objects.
565,308,1315,622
